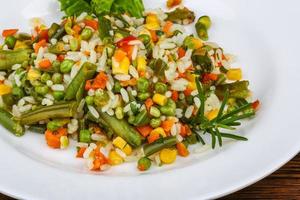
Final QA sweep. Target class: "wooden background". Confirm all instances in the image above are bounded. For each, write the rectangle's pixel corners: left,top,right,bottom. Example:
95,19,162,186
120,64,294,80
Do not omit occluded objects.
1,154,299,199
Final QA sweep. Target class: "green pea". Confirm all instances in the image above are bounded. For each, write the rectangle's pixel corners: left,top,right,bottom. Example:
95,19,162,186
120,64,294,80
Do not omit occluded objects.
115,107,124,119
85,96,94,105
154,82,167,94
79,129,91,143
138,92,150,101
52,60,61,72
150,118,161,128
41,73,51,83
12,87,24,99
113,81,122,93
137,77,149,92
35,85,49,96
53,91,64,101
149,106,161,118
60,59,74,73
70,38,79,51
94,90,109,107
160,99,176,116
81,28,93,41
52,73,63,84
5,36,17,49
138,34,151,44
137,157,151,171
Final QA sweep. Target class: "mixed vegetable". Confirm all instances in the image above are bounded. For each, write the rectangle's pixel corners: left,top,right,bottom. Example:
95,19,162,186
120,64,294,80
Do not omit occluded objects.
0,0,260,171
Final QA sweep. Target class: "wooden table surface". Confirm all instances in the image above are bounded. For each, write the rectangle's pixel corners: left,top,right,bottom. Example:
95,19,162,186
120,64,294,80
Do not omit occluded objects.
1,154,299,199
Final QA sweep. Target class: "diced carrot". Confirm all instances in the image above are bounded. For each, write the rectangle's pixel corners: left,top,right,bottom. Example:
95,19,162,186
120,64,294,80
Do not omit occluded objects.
45,128,67,149
161,119,175,133
34,39,47,53
149,30,158,43
167,0,182,8
145,98,154,111
83,51,90,56
2,29,18,37
147,131,160,143
178,47,186,59
136,125,153,138
202,73,218,83
114,49,127,62
84,19,99,30
121,45,134,59
92,147,108,171
178,73,187,78
39,29,49,42
176,142,189,157
76,147,87,158
120,78,137,87
85,80,92,91
72,24,82,35
38,59,52,69
171,91,179,101
252,100,260,110
92,72,108,90
184,88,193,96
139,71,145,77
116,35,137,48
92,158,102,171
180,124,187,137
163,21,173,36
57,54,65,62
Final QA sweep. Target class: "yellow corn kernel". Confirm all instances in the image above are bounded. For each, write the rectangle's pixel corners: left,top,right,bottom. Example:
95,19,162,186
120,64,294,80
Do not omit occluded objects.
187,81,196,91
137,56,147,73
151,127,166,138
192,38,203,49
152,93,167,106
159,148,177,164
226,68,242,81
109,150,124,165
0,84,12,95
206,109,219,121
60,136,69,149
122,144,132,156
112,136,127,149
27,68,41,81
186,73,197,82
112,56,130,75
145,14,160,30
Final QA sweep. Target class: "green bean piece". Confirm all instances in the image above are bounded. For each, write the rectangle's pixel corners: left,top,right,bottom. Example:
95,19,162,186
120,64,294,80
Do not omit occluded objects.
133,110,150,126
143,136,177,157
137,77,149,92
149,106,161,118
0,49,30,70
94,90,110,107
138,34,151,44
138,92,150,101
185,133,198,145
17,101,77,125
99,112,142,147
197,15,211,29
51,26,66,40
15,33,32,41
137,157,152,171
53,91,64,101
65,62,97,101
154,82,167,94
48,23,60,38
47,119,70,131
41,73,51,83
85,96,94,106
150,118,161,128
0,108,24,136
81,28,93,41
113,81,122,93
35,85,49,96
160,99,176,116
5,36,17,49
79,129,92,143
48,42,66,55
28,124,46,134
128,115,136,124
52,73,63,84
60,59,74,73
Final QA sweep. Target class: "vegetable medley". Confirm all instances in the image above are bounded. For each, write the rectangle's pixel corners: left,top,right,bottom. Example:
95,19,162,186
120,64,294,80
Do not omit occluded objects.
0,0,260,171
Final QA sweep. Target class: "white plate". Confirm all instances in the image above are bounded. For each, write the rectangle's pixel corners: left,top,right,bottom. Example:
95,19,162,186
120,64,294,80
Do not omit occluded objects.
0,0,300,199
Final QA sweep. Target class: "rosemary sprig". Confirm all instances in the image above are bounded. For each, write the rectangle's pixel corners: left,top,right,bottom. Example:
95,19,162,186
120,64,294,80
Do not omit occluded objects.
190,79,255,149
